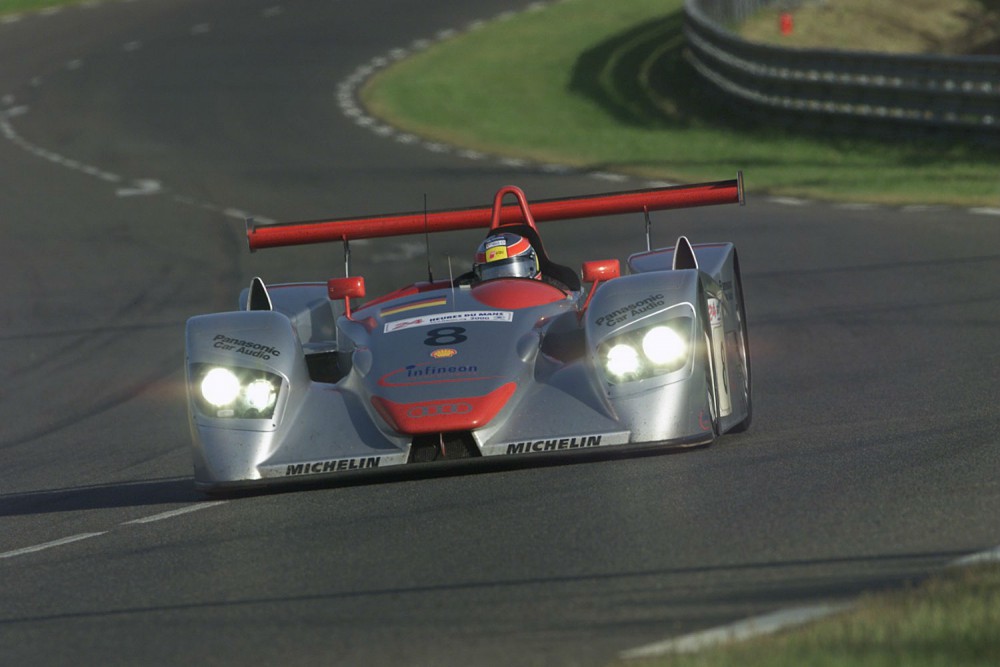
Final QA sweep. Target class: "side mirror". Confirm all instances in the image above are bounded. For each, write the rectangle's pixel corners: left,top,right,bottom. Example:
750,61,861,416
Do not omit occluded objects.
328,276,365,300
579,260,620,317
328,276,366,318
582,259,620,283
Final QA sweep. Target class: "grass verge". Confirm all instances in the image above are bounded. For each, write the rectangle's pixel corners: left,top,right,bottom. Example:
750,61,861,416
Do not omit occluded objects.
0,0,83,13
362,0,1000,206
611,563,1000,667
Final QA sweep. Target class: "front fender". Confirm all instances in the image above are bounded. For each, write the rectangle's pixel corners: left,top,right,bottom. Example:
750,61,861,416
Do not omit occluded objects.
583,271,716,445
185,310,310,485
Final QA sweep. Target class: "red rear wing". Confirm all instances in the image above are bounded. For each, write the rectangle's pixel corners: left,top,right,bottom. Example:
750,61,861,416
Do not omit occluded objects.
246,174,744,251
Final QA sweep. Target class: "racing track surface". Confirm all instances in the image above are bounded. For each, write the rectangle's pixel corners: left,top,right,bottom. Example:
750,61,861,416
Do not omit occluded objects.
1,1,998,665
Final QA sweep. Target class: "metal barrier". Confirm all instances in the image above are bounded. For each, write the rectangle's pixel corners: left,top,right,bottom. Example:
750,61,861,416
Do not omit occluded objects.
684,0,1000,134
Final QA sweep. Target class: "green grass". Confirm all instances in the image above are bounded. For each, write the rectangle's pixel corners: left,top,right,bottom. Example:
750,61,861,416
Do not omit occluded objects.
0,0,84,13
613,564,1000,667
362,0,1000,206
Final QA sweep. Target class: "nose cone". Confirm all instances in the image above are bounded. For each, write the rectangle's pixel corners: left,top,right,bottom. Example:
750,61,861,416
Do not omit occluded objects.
471,279,567,309
371,382,517,434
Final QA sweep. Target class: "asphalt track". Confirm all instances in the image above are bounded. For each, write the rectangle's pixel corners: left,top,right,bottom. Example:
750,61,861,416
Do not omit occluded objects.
1,1,998,665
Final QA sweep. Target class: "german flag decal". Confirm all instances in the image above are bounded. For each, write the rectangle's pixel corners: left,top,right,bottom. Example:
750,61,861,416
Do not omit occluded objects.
381,297,447,317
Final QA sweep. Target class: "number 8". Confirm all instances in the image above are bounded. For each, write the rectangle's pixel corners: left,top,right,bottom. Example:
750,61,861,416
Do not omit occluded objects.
424,327,468,346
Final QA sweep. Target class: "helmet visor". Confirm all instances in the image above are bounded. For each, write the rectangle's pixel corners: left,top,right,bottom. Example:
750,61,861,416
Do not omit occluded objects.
475,255,538,281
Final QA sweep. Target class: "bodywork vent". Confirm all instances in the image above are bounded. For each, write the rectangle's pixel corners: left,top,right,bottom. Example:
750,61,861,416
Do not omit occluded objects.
409,432,481,463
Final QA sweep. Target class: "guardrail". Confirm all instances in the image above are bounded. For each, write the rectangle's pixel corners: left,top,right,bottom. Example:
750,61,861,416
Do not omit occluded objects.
683,0,1000,136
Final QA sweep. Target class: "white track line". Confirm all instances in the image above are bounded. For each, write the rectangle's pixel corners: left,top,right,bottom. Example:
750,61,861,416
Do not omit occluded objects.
0,503,228,560
123,501,228,525
1,7,281,223
0,532,107,559
950,544,1000,567
620,602,853,659
622,544,1000,659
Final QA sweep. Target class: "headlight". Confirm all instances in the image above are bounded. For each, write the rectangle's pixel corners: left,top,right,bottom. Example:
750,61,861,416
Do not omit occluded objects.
192,364,282,419
598,318,692,384
244,378,278,411
201,368,241,407
606,343,642,379
642,326,686,366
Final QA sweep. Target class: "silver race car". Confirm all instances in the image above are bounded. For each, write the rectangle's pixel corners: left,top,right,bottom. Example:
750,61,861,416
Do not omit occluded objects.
185,177,751,492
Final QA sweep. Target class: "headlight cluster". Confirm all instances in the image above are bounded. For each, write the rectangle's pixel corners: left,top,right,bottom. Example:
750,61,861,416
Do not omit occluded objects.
191,364,282,419
598,318,693,383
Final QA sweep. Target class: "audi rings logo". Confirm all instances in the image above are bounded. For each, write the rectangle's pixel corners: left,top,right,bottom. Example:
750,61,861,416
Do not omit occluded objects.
406,402,473,418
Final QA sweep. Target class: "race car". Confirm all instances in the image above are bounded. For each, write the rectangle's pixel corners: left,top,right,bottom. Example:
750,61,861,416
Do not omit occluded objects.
185,177,752,492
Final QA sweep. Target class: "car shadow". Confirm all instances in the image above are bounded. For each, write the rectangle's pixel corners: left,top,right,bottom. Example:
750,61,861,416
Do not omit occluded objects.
0,444,702,515
0,477,201,517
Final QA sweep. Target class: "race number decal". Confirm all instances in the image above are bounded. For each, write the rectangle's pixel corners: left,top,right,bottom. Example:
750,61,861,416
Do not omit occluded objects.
424,327,467,346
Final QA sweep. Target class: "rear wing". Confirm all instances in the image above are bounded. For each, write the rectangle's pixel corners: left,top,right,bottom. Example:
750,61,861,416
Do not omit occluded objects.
246,174,744,252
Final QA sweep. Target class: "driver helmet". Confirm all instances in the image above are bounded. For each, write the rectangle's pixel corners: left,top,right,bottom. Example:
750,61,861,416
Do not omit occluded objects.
473,232,540,281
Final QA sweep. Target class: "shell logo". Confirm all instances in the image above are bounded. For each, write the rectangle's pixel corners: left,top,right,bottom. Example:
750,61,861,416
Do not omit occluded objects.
430,348,458,359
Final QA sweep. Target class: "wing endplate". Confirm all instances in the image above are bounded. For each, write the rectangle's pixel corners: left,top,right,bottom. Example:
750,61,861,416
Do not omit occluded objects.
247,176,744,251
